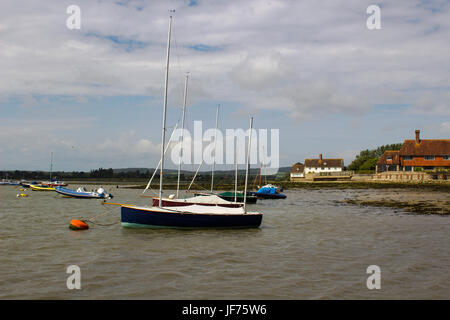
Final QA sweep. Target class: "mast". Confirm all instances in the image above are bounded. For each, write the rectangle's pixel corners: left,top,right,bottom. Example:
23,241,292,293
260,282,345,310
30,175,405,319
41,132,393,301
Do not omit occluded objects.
234,144,238,203
176,74,188,198
159,14,173,207
210,104,219,193
243,117,253,212
50,152,53,181
143,123,178,194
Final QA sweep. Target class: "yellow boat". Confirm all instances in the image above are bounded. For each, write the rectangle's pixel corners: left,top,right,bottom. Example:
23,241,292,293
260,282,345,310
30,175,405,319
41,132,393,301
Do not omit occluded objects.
30,184,55,191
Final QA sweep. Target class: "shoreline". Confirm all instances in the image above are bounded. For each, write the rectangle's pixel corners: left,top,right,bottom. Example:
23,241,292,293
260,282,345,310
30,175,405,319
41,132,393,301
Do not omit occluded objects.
60,179,450,192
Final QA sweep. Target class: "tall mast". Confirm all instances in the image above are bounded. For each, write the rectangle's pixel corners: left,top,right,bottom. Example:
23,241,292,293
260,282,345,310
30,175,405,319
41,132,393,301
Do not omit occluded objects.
234,144,238,203
210,104,219,193
176,74,188,198
159,14,173,207
50,152,53,181
243,117,253,212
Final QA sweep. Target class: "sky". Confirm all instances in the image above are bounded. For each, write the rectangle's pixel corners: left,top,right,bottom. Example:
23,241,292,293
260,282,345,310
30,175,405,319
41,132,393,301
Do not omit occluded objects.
0,0,449,172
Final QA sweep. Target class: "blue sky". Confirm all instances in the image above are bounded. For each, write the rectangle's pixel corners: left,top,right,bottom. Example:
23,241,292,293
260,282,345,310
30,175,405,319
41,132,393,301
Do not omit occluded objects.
0,0,449,171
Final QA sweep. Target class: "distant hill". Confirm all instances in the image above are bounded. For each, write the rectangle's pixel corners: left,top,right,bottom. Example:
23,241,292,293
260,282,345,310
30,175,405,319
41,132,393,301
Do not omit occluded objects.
113,166,292,175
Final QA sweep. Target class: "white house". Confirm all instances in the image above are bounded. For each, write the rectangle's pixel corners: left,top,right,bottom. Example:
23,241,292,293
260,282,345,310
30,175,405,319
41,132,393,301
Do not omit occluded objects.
304,154,343,174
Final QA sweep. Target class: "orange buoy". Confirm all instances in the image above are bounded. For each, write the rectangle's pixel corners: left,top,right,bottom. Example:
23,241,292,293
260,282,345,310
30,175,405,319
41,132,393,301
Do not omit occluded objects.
69,219,89,230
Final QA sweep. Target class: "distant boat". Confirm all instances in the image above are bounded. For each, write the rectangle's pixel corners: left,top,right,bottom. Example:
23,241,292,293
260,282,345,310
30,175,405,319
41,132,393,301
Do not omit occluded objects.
30,184,55,191
40,152,67,187
40,181,68,187
251,184,287,199
19,181,35,188
55,186,113,199
217,191,258,203
0,180,20,186
120,15,262,229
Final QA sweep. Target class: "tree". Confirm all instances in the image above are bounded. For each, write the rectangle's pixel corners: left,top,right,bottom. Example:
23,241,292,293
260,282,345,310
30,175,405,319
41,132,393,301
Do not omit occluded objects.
348,143,403,173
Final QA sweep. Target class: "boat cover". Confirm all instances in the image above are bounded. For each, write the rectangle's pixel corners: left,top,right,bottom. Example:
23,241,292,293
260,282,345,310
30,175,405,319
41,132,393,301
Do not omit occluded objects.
163,194,235,205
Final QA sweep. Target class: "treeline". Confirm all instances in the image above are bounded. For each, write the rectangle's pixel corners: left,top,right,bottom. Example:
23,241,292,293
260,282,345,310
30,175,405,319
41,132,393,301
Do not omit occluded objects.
0,168,151,180
347,143,403,173
1,167,288,182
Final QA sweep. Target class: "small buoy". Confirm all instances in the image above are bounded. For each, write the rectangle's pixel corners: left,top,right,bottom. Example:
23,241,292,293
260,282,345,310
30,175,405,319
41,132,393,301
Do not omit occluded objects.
17,193,28,197
69,219,89,231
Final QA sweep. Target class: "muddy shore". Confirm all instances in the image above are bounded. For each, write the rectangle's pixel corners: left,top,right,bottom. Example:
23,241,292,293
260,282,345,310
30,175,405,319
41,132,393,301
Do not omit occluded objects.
339,189,450,215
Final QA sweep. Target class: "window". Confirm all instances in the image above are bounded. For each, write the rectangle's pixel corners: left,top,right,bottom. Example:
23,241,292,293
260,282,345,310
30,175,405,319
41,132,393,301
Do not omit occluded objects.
386,156,392,161
444,155,450,160
403,156,413,160
424,156,435,160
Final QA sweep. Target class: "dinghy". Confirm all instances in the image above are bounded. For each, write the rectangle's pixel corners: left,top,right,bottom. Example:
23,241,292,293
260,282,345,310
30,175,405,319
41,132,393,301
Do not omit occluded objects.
251,184,287,199
30,184,55,191
54,186,113,199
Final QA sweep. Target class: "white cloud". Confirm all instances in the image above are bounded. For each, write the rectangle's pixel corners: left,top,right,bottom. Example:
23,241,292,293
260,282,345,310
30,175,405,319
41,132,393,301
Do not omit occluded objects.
440,121,450,134
1,0,450,169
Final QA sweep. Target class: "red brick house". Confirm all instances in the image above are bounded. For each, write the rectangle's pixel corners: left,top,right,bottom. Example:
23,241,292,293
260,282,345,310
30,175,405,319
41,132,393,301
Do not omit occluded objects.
376,150,400,172
377,130,450,172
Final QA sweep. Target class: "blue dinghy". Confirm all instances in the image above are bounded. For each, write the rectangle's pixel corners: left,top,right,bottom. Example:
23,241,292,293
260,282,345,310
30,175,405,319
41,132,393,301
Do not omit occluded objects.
55,186,113,199
251,184,286,199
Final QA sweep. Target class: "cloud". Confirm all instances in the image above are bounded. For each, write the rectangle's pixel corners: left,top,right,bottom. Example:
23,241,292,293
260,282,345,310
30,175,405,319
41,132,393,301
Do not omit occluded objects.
230,51,291,91
1,0,450,169
440,121,450,134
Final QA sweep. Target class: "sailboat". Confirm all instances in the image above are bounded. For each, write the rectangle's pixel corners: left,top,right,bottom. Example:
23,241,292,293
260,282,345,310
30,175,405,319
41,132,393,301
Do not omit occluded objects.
194,143,258,204
150,83,243,208
39,152,67,188
120,15,262,229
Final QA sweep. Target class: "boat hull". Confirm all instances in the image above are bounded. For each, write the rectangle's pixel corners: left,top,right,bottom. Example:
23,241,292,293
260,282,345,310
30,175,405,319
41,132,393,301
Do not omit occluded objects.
30,184,55,191
217,193,258,204
54,187,112,199
250,191,287,199
152,198,242,208
121,206,262,229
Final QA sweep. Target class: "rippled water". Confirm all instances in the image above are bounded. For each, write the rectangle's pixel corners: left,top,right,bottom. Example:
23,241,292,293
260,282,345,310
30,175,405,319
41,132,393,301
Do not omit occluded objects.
1,185,449,299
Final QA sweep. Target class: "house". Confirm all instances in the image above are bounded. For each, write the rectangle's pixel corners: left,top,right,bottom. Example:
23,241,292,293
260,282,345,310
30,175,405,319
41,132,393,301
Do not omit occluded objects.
304,154,343,174
290,163,305,181
377,130,450,172
376,150,400,173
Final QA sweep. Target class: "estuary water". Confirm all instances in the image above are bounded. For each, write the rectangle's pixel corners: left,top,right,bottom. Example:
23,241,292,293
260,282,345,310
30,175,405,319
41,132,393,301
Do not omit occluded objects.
1,185,449,299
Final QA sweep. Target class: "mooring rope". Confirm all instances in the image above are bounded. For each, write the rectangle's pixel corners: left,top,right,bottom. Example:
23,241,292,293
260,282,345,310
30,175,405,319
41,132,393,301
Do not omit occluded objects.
78,202,121,227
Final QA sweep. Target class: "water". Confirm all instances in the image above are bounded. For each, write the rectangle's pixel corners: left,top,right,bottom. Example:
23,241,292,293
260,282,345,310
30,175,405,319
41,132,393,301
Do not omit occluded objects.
1,185,449,299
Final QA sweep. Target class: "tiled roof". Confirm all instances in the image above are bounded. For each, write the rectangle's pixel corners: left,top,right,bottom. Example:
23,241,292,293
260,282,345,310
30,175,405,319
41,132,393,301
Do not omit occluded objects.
291,163,304,173
304,158,343,168
399,139,450,156
377,150,400,165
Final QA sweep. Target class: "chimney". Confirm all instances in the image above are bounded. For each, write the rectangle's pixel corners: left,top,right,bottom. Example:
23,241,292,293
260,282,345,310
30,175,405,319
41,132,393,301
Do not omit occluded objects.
319,154,323,161
415,130,420,144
